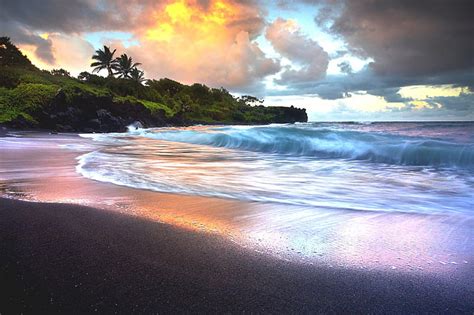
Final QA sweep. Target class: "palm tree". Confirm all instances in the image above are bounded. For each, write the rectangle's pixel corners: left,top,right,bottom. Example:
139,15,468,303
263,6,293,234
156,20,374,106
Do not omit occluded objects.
90,45,117,77
129,67,146,85
113,54,141,79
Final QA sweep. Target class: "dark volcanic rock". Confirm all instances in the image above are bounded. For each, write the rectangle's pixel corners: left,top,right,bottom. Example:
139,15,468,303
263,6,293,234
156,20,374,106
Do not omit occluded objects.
5,115,32,129
32,89,168,132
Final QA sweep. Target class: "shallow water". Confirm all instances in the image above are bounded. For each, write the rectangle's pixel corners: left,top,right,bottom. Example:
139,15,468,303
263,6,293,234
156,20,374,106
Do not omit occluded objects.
1,123,474,277
78,122,474,216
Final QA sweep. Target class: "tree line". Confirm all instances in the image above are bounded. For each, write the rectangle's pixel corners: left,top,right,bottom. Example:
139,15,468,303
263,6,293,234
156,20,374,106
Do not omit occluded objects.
89,46,146,84
48,45,146,84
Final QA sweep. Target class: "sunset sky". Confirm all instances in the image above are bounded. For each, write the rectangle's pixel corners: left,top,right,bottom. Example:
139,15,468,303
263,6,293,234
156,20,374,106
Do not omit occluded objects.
2,0,473,121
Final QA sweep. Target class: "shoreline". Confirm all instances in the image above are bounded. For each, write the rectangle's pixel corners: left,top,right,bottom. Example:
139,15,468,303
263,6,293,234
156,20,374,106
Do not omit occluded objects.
2,197,474,313
1,131,474,312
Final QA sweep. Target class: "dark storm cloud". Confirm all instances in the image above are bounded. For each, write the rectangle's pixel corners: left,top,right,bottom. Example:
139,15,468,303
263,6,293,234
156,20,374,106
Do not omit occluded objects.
368,87,409,103
317,0,474,77
269,66,474,102
428,93,474,112
0,0,137,63
0,20,55,63
268,0,474,107
0,0,133,33
384,92,474,120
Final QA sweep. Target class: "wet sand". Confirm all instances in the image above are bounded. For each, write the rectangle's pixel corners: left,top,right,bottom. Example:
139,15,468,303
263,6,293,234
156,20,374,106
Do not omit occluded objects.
2,197,474,313
1,132,474,312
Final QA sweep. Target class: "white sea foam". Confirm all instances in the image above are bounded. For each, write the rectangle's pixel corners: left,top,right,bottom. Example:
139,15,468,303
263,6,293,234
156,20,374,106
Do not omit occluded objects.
76,122,474,215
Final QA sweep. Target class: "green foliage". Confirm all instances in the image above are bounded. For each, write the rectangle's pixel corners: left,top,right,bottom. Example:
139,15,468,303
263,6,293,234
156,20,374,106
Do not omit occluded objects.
78,72,108,85
0,37,37,70
91,45,117,77
114,54,141,79
61,81,110,102
140,99,175,117
0,68,21,88
0,83,58,123
129,68,146,85
0,38,307,126
50,68,71,77
147,78,184,97
0,87,15,122
19,72,53,85
113,95,176,118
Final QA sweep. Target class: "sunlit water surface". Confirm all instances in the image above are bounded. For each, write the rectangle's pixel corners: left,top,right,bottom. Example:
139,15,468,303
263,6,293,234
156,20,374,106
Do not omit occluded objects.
1,122,474,276
79,122,474,215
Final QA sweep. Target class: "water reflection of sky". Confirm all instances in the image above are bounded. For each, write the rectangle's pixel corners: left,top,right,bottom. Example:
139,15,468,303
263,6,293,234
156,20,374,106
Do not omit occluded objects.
1,133,473,280
76,135,474,216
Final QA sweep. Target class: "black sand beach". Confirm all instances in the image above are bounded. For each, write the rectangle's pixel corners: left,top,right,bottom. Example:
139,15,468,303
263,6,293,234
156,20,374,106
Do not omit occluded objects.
1,197,473,313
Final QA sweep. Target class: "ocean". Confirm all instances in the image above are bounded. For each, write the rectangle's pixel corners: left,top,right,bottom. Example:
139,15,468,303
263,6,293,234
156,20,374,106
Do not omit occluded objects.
78,121,474,216
2,121,474,273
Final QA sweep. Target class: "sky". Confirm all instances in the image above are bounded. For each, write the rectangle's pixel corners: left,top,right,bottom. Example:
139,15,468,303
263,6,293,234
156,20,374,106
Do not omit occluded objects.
1,0,473,121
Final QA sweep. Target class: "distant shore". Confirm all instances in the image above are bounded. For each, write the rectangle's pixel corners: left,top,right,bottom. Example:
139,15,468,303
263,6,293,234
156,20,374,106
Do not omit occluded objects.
2,197,474,313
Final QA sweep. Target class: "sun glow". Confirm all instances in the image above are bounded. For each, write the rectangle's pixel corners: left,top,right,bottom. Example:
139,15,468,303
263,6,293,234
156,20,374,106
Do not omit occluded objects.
165,1,193,23
399,85,468,100
133,0,266,87
146,23,174,42
144,0,240,44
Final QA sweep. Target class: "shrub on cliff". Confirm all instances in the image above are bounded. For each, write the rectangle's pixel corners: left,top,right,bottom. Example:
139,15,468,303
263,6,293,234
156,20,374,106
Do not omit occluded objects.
0,37,308,130
0,83,58,123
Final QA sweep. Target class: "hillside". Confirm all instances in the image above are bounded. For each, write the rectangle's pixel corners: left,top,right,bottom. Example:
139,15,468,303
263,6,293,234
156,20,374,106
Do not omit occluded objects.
0,37,307,132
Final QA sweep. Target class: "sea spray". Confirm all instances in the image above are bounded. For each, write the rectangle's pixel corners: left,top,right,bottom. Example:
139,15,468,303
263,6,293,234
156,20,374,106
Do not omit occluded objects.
131,125,474,169
78,122,474,215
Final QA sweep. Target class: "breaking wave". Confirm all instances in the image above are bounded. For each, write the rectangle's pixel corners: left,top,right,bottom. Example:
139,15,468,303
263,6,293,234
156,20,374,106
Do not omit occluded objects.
76,123,474,214
130,125,474,169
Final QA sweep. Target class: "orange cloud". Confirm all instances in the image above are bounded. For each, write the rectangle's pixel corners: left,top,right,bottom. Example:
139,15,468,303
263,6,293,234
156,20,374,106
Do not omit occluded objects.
13,0,279,92
123,0,279,91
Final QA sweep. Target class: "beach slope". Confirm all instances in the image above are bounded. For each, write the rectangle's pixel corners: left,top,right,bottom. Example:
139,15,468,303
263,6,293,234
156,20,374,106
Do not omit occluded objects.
1,198,473,313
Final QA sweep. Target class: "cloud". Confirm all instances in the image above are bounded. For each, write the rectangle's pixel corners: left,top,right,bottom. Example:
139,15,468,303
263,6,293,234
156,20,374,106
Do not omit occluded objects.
0,20,55,63
428,93,474,113
269,0,474,116
3,0,473,121
117,0,280,91
317,0,474,77
265,18,329,84
0,0,133,33
2,0,279,92
267,62,474,103
18,33,95,75
337,61,352,75
0,0,137,64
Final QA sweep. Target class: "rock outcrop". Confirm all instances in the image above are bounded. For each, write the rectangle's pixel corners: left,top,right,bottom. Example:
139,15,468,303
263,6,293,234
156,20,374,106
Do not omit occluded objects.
23,90,168,132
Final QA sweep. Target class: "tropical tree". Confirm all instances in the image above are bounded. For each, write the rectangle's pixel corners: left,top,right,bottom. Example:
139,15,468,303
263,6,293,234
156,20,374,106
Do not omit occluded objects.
113,54,141,78
90,45,117,77
238,95,264,106
50,68,70,77
77,71,91,81
129,67,146,85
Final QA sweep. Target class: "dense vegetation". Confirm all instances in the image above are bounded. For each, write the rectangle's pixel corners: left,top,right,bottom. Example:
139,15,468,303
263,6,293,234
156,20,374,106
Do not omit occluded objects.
0,37,307,132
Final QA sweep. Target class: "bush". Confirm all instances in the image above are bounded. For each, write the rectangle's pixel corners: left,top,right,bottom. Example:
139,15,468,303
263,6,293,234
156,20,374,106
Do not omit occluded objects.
113,95,175,118
61,81,111,102
0,83,58,123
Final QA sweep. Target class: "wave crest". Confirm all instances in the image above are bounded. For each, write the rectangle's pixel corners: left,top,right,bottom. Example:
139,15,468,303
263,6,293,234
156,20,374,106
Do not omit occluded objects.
135,126,474,168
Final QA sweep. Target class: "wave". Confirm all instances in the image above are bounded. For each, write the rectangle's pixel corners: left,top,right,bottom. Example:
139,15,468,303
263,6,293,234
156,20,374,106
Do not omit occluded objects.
76,123,474,214
130,126,474,169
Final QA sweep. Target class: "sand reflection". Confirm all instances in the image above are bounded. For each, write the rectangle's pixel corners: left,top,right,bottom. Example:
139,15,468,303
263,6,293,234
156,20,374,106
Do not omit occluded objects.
1,133,473,280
